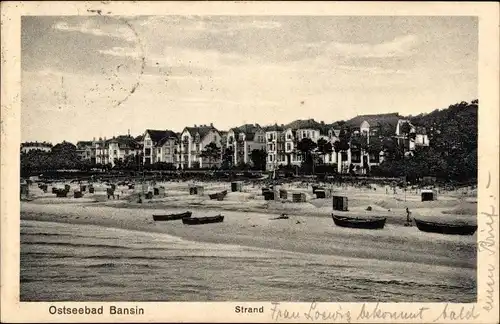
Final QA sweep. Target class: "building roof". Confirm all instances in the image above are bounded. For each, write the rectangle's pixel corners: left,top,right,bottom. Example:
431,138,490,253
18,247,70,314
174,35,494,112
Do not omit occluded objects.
157,131,179,146
230,124,263,141
108,135,142,148
21,141,53,148
183,124,219,140
263,124,285,132
145,129,176,144
346,113,401,129
285,118,323,130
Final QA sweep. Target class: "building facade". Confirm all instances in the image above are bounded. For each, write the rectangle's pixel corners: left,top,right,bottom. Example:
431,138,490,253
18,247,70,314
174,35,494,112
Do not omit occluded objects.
20,142,53,154
177,124,222,169
107,135,142,167
226,124,266,166
142,129,177,165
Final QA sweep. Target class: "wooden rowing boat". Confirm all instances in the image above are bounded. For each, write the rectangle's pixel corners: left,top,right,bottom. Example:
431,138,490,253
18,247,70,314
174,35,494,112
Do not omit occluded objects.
152,211,192,221
332,214,386,229
414,218,477,235
182,215,224,225
209,190,227,200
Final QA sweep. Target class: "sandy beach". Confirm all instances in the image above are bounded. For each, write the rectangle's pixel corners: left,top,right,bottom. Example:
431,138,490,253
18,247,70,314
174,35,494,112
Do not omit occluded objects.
21,180,477,269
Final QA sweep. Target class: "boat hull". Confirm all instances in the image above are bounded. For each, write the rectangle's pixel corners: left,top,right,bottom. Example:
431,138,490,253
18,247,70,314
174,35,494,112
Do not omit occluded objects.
414,218,477,235
332,214,386,229
182,215,224,225
153,212,192,221
209,190,227,200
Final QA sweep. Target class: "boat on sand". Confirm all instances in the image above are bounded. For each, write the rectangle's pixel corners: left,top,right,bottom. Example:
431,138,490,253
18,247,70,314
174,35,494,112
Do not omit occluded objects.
414,218,477,235
182,215,224,225
152,211,192,221
332,214,386,230
209,190,227,200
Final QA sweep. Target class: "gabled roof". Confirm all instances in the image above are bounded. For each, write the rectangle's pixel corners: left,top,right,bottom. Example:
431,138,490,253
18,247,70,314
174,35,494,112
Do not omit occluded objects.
285,118,322,130
263,124,284,132
183,125,219,140
158,131,179,146
145,129,176,144
230,124,263,141
108,135,142,148
346,113,401,129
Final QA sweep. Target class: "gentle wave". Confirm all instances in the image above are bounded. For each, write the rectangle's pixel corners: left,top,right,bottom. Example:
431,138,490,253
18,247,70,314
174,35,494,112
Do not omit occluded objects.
20,219,476,302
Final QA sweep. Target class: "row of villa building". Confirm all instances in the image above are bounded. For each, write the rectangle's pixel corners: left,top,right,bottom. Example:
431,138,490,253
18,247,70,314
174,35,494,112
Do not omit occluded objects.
22,113,430,173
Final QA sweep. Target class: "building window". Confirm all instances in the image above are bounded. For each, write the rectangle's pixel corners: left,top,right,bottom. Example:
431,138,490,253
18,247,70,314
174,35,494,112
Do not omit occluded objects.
113,150,117,155
213,135,217,142
157,148,161,154
146,140,152,146
286,143,291,151
157,157,161,162
165,148,170,154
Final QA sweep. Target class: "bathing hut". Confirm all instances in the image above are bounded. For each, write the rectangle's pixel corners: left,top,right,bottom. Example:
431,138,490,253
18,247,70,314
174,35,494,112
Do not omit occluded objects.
421,189,437,201
231,181,243,192
55,189,68,198
316,188,333,199
189,185,204,196
332,196,348,211
279,189,288,199
74,191,83,198
292,193,306,203
263,191,275,200
88,185,95,194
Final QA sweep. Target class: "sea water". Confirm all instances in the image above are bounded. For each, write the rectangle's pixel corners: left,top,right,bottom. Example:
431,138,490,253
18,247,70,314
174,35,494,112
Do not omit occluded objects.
20,219,476,302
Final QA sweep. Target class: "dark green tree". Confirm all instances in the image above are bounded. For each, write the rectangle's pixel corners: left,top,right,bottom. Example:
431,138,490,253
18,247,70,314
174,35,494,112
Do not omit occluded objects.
250,148,267,171
200,142,221,169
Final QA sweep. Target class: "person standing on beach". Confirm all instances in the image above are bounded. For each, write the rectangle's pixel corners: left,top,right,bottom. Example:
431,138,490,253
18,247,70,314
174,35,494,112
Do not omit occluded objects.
406,207,412,224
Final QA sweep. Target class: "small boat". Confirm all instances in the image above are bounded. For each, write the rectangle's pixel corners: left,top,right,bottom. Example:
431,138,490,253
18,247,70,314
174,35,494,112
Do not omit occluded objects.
182,215,224,225
414,218,477,235
209,190,227,200
153,211,192,221
332,214,386,229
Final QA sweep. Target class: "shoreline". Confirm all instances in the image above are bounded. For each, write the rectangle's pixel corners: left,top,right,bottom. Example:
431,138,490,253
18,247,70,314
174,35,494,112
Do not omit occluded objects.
21,202,477,270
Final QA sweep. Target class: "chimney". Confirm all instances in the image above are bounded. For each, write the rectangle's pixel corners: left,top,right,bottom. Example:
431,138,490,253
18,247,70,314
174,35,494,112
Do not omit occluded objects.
194,124,197,127
93,137,96,142
210,122,213,127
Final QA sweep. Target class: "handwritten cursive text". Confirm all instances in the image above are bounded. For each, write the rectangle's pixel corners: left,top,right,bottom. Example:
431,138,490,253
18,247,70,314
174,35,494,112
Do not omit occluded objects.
357,303,429,321
432,303,480,322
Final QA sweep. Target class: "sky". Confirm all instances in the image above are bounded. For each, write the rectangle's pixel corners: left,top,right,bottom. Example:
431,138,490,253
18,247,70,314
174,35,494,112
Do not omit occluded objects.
21,16,478,144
